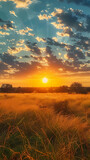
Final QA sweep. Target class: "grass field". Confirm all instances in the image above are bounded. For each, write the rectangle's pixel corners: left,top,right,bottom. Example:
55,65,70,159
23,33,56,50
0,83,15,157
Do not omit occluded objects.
0,93,90,160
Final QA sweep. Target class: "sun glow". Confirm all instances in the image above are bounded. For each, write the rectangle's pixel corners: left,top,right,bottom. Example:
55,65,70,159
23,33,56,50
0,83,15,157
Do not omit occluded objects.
42,77,48,83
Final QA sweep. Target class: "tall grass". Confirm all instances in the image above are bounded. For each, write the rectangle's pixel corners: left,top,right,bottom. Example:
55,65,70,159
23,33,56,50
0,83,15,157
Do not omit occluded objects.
0,93,90,160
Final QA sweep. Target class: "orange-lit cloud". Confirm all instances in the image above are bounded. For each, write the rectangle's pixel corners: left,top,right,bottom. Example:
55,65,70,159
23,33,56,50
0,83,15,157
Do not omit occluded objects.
51,22,64,29
0,0,33,8
36,37,46,42
8,47,25,54
10,10,17,17
57,31,70,37
16,27,33,35
0,31,10,35
38,14,51,20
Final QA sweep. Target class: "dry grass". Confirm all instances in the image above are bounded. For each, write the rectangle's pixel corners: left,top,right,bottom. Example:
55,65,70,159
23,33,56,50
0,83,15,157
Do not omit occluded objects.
0,93,90,160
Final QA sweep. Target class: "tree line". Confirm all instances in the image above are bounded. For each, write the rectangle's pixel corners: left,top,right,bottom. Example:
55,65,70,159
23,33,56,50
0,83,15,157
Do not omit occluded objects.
0,82,90,94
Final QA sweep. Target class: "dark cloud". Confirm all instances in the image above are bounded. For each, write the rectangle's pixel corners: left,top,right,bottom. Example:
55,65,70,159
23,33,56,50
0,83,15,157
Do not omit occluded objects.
22,55,30,59
26,41,41,55
59,0,90,7
55,11,86,32
0,61,8,74
45,46,85,73
86,16,90,32
0,53,41,77
0,18,14,30
86,52,90,57
75,36,90,50
60,27,75,38
86,60,90,63
52,8,90,33
47,38,67,48
0,53,16,65
65,46,85,60
69,8,85,17
14,61,41,77
46,46,52,55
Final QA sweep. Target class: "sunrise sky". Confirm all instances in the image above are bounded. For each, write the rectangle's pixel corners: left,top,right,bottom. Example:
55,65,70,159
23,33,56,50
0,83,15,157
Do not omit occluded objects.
0,0,90,87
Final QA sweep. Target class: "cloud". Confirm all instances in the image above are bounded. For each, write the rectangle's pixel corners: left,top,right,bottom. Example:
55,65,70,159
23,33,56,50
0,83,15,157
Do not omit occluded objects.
0,24,8,30
86,52,90,57
0,2,90,78
86,15,90,32
7,43,33,55
57,31,70,37
76,36,90,50
36,37,46,42
26,41,41,55
11,0,32,8
45,38,88,72
0,53,16,65
8,46,25,54
51,22,64,29
45,46,75,72
52,37,58,42
21,55,30,59
59,0,90,7
16,27,33,35
51,8,64,17
30,54,49,66
65,46,86,60
0,31,10,35
0,0,33,8
46,37,67,48
50,8,90,33
38,14,51,20
0,18,14,30
0,53,42,77
54,10,85,31
0,42,6,45
28,33,35,36
16,39,25,46
69,8,85,17
0,61,8,74
10,11,17,17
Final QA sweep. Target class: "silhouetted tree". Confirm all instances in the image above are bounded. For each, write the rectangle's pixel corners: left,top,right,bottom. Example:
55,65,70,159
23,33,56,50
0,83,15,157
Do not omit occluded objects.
1,84,13,92
70,82,87,94
60,86,69,92
1,84,12,89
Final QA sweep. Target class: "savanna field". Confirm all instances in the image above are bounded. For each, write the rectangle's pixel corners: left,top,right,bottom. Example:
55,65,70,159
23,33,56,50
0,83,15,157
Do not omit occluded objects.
0,93,90,160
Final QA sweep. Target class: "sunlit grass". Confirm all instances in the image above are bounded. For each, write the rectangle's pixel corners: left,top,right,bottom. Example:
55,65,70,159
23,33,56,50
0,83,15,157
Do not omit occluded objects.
0,93,90,160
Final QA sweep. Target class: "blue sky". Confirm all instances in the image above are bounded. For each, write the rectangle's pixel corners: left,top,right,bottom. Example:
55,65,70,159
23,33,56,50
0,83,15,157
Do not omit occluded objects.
0,0,90,86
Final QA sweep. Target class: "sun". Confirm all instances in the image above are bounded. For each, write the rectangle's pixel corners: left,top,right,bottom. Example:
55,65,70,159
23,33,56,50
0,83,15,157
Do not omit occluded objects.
42,77,48,83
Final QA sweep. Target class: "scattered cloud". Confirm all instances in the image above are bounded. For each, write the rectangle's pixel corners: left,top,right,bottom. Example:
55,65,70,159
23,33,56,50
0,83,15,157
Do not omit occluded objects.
0,0,90,79
0,18,14,30
16,27,33,35
16,39,25,46
38,14,51,20
0,0,33,8
0,53,42,77
57,31,70,37
26,41,41,55
0,42,6,45
36,37,46,42
0,31,10,35
10,11,17,17
28,33,35,36
52,37,58,42
8,46,24,54
51,22,64,29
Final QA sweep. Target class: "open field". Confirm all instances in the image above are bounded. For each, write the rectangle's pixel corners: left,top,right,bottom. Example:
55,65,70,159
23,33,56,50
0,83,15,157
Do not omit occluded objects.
0,93,90,160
